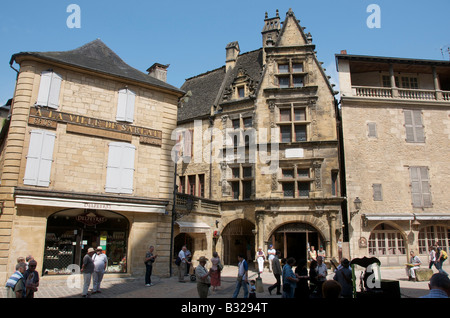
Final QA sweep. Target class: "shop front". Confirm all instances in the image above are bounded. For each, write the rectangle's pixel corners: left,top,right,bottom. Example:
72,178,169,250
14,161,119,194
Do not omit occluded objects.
43,209,129,275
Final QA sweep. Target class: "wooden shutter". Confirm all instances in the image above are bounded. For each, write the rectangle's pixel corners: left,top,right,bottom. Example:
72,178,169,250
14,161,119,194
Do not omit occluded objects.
120,143,136,194
404,110,424,142
105,142,135,194
410,166,432,207
116,88,135,122
23,130,56,186
372,184,383,201
36,71,62,108
368,122,377,138
47,72,62,109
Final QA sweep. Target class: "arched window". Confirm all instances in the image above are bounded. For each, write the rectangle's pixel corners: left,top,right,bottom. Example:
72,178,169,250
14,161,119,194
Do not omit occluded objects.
418,226,450,255
368,223,406,256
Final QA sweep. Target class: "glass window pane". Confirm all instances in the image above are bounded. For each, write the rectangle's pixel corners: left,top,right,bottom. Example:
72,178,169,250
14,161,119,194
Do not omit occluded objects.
279,76,290,88
280,109,291,121
283,182,294,197
280,126,291,142
282,169,294,178
292,63,303,72
294,108,306,121
293,75,304,87
295,125,307,141
297,169,309,178
298,182,310,197
278,64,289,73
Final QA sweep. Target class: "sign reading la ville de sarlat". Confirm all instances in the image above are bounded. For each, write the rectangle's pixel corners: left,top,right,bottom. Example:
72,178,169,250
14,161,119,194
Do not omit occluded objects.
28,107,162,146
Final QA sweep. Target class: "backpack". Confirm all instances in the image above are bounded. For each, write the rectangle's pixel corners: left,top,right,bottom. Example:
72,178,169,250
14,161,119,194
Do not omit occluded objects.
441,250,448,260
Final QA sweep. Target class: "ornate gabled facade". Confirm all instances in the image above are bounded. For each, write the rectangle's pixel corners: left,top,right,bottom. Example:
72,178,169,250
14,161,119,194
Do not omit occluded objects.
175,9,345,267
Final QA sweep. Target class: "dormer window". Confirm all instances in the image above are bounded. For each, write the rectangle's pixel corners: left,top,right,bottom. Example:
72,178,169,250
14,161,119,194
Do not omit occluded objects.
237,86,245,98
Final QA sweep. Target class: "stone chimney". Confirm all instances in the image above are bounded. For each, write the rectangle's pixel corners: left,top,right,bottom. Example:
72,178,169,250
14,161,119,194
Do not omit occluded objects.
147,63,169,82
225,41,240,71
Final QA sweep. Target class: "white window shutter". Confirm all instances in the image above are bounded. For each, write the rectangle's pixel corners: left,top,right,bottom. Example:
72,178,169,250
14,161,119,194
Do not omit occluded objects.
36,71,62,108
36,71,52,106
116,89,135,123
121,143,136,194
116,89,128,122
125,90,135,122
105,142,135,194
105,143,123,193
23,130,56,187
47,72,62,109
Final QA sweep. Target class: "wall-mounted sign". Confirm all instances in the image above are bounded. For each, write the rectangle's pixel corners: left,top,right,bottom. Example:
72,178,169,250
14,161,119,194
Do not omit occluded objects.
76,210,107,226
28,107,162,146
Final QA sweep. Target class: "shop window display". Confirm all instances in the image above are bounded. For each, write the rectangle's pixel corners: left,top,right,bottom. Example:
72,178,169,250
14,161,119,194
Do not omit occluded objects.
43,209,129,275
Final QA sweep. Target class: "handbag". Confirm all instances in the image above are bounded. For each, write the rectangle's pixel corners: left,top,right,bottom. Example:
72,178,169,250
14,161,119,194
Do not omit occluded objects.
217,262,224,271
175,256,181,266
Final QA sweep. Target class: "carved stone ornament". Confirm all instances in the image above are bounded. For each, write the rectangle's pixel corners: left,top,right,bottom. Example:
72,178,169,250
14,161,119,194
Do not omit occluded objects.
313,161,322,189
358,237,368,248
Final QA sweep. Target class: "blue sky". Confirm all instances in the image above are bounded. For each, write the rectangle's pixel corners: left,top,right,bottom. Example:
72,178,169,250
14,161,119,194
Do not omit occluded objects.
1,0,449,104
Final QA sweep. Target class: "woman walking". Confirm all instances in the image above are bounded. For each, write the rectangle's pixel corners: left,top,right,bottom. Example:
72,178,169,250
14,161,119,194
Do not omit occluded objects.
210,252,222,292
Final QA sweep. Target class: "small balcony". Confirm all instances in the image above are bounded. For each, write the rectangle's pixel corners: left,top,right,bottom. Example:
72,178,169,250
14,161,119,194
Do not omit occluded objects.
352,86,450,101
175,193,220,215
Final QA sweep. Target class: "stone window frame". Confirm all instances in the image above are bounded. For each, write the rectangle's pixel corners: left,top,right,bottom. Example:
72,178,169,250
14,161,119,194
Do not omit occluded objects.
277,102,309,143
278,165,312,198
275,59,306,88
227,163,254,200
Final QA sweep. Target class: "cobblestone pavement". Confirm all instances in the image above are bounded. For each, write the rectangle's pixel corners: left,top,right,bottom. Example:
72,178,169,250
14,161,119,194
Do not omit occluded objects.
1,263,448,299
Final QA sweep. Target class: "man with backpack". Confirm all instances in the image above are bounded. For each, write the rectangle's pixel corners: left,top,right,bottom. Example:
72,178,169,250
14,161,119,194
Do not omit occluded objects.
435,242,449,276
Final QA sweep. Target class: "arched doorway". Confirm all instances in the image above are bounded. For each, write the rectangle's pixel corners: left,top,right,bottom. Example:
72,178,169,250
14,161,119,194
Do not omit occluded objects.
222,219,255,265
270,222,324,263
174,233,194,259
44,209,129,275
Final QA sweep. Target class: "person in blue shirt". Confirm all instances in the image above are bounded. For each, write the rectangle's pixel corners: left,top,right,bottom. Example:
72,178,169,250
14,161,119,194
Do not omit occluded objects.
282,257,298,298
232,254,249,298
420,273,450,298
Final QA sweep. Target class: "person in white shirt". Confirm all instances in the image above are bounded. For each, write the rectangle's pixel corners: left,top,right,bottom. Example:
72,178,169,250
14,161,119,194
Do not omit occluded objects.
92,247,108,294
178,245,191,282
406,250,421,281
267,245,276,273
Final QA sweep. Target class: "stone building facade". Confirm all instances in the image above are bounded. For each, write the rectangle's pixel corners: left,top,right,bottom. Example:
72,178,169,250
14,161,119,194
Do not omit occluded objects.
0,39,184,282
176,9,344,267
336,53,450,266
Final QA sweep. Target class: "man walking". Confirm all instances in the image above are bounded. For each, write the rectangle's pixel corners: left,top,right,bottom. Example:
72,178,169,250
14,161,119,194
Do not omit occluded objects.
6,262,26,298
268,250,282,295
81,247,95,297
92,247,108,294
23,259,39,298
232,254,249,298
435,242,449,276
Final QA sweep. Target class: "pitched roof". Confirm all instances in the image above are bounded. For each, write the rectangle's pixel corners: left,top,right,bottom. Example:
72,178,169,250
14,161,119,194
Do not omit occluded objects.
178,49,263,123
10,39,183,95
178,67,226,123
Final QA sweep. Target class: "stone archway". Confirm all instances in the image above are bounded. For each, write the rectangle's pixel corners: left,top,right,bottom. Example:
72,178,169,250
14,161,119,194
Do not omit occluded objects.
269,222,325,262
221,219,255,265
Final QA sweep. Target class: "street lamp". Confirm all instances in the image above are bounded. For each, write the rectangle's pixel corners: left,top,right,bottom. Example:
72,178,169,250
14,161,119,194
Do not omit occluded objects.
350,197,362,220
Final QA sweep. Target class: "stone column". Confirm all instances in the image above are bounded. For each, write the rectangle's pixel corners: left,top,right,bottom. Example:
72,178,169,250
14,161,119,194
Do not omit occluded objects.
329,213,337,260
